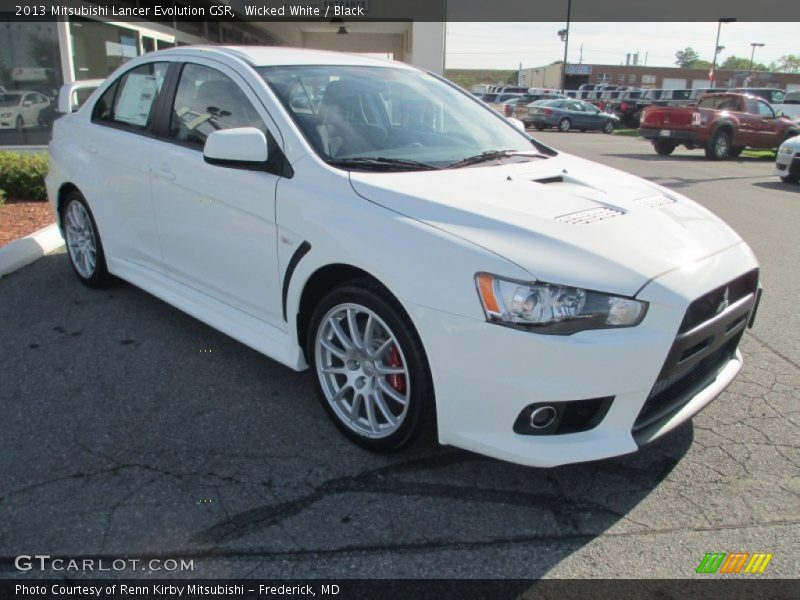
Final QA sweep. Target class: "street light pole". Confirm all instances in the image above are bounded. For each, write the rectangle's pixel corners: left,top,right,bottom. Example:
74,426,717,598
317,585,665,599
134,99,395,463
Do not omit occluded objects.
710,17,736,86
560,0,572,93
749,42,765,76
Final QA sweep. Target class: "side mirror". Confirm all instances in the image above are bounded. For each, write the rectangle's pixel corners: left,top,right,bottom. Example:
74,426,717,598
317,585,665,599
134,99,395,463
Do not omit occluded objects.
204,127,268,167
508,117,526,132
22,100,32,107
775,110,784,118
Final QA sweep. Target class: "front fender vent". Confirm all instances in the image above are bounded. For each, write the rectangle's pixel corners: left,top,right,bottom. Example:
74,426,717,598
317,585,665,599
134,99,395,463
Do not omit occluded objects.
555,207,625,225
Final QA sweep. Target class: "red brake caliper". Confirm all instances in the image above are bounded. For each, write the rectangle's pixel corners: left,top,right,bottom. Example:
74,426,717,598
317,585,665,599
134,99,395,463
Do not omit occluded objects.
387,345,406,394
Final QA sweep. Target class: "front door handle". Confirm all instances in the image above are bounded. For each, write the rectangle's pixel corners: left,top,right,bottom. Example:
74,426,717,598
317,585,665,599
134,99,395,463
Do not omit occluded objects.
158,163,176,181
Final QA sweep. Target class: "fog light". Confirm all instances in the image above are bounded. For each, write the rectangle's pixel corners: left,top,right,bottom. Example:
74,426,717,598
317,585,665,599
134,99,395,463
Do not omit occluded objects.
529,406,558,429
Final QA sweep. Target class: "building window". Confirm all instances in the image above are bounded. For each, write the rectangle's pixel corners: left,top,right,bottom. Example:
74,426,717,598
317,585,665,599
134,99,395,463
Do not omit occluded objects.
597,73,611,82
70,17,140,81
0,21,63,146
628,74,637,83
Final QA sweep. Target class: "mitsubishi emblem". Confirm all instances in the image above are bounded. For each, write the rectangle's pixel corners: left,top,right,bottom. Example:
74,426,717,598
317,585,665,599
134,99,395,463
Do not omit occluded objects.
717,287,730,314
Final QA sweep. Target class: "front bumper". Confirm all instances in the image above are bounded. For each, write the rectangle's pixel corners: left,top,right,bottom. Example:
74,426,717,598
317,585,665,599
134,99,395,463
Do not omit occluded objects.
775,151,800,178
412,242,758,467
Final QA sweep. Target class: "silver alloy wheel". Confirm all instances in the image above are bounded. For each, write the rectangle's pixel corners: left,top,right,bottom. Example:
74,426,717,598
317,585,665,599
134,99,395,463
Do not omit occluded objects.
64,200,97,279
315,303,411,439
715,133,730,158
558,118,571,132
603,120,614,133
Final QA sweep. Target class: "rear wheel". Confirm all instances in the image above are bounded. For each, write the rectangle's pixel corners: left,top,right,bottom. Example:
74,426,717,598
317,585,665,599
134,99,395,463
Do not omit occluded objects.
62,191,112,288
653,140,677,155
558,118,571,132
705,129,732,160
308,279,434,452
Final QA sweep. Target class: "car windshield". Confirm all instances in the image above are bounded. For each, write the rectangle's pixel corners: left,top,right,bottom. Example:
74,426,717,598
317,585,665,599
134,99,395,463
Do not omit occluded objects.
0,93,21,107
259,65,550,169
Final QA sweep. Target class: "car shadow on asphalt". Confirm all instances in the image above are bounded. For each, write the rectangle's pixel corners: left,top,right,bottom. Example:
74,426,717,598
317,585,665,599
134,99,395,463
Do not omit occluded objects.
0,252,694,578
752,181,800,192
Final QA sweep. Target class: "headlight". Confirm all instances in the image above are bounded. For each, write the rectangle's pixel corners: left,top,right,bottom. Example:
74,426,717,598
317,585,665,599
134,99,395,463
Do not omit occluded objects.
778,145,795,155
475,273,647,335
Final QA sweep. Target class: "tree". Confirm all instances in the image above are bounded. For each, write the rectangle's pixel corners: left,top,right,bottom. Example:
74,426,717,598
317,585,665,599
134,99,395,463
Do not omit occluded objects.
777,54,800,73
675,47,711,69
721,56,766,71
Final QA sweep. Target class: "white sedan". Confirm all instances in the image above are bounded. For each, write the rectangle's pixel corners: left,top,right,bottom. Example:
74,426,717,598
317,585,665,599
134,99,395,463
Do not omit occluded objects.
776,132,800,183
46,47,760,467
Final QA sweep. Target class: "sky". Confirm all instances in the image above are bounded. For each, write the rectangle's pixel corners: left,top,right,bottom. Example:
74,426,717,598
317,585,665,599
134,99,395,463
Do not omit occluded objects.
445,22,798,70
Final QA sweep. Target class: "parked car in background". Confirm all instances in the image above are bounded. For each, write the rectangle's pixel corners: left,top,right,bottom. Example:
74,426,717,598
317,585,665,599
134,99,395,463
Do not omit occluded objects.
731,88,785,105
771,90,800,119
481,92,522,114
0,90,52,130
640,93,799,159
506,92,566,119
605,89,645,127
525,98,619,133
47,46,761,467
775,134,800,183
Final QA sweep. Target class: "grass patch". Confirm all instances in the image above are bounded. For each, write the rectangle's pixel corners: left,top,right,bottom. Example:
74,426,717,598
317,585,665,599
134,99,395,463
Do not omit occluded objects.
741,149,776,160
612,128,639,137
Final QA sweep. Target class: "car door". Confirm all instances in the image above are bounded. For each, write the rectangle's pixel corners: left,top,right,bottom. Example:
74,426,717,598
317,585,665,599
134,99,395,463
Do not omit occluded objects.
582,102,604,128
150,60,284,326
79,61,170,270
753,99,782,147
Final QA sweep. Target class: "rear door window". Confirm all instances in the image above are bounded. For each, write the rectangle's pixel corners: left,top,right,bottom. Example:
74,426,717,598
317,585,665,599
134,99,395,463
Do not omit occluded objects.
92,62,169,130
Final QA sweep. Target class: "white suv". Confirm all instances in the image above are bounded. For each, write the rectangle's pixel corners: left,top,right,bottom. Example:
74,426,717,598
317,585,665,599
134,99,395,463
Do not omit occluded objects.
46,47,761,467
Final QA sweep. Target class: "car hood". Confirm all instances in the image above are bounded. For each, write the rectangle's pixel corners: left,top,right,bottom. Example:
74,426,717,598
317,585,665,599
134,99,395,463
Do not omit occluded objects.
348,153,744,297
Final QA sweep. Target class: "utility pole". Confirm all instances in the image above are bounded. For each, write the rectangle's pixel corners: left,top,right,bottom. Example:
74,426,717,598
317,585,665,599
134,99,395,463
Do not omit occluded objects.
710,17,736,86
559,0,572,93
749,42,765,77
579,43,583,64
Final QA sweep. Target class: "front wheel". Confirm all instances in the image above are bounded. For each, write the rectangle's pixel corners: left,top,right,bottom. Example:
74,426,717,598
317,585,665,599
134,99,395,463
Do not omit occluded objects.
308,279,434,452
705,129,732,160
602,120,614,134
558,118,571,132
62,192,112,287
781,174,800,184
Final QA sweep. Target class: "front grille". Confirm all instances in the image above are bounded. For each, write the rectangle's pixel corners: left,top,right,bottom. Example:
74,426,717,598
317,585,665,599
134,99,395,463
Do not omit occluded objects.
633,337,737,432
679,269,758,333
633,270,759,437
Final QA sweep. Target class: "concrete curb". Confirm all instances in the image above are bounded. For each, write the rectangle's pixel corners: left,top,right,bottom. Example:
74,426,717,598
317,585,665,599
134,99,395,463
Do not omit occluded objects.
0,223,64,279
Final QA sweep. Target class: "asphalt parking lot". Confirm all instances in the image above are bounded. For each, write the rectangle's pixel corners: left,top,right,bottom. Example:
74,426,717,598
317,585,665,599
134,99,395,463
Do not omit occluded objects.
1,132,798,580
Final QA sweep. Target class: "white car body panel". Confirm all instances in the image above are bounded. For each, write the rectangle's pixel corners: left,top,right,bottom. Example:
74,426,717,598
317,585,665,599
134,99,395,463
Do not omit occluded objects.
46,46,760,467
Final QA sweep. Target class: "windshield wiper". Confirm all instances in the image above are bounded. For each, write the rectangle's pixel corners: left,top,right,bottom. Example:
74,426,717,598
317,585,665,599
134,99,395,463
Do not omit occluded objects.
447,150,548,169
327,157,440,171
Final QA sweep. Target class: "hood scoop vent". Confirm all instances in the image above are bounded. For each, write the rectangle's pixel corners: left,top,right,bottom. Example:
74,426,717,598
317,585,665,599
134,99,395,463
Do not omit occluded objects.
533,175,564,185
555,206,626,225
633,195,677,209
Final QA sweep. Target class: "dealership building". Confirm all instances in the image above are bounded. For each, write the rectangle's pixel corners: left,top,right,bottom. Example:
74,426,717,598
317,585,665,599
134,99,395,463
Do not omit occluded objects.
0,1,445,147
522,62,800,93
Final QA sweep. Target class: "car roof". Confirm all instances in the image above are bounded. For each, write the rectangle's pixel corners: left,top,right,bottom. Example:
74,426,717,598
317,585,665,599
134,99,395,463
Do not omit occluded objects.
151,45,414,69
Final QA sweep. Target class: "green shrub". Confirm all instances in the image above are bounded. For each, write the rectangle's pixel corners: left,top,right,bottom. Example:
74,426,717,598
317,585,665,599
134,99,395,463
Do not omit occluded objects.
0,187,5,207
0,151,49,201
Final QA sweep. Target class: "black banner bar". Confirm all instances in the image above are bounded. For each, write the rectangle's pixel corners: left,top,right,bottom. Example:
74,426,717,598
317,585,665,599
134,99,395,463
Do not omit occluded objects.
1,0,800,22
1,579,799,600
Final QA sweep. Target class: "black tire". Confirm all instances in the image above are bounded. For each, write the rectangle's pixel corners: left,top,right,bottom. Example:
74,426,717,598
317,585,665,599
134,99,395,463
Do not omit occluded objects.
705,129,732,160
653,140,678,156
61,191,113,288
558,117,571,132
783,130,799,143
780,174,800,184
307,278,435,453
15,115,23,131
602,120,614,134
